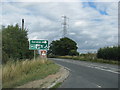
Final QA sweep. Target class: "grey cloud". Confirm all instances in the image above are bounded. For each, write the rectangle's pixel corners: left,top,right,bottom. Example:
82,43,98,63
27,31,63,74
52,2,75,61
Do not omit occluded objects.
1,2,118,53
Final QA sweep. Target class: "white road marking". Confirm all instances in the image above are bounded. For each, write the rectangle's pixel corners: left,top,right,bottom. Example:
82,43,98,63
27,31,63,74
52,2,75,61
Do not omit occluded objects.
97,85,102,88
64,67,71,71
56,63,71,71
47,76,63,88
52,58,119,74
87,65,119,74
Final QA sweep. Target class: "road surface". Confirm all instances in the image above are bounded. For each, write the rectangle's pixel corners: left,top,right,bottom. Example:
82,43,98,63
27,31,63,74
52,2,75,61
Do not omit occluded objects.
49,58,119,88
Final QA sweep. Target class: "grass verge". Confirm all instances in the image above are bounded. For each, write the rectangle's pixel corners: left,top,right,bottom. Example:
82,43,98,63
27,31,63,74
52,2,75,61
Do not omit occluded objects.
2,58,60,88
55,56,119,65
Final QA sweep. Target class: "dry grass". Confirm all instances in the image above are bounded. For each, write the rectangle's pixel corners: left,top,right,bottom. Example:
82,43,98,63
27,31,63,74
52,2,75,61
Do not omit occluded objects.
2,58,60,88
0,65,2,89
57,56,119,65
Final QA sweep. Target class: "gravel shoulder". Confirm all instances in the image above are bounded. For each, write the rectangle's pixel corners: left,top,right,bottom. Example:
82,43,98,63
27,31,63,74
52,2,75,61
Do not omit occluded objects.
17,65,69,88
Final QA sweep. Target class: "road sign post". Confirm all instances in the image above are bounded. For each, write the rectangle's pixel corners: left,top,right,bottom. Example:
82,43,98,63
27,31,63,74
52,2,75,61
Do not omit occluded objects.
34,50,35,60
29,40,48,60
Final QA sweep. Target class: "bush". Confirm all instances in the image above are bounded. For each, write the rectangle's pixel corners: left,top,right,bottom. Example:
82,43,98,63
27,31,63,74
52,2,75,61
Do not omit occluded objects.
2,24,34,64
97,46,119,60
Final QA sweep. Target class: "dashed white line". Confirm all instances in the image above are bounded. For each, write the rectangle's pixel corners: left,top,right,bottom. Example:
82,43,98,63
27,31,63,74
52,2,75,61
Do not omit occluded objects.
87,66,119,74
52,59,119,74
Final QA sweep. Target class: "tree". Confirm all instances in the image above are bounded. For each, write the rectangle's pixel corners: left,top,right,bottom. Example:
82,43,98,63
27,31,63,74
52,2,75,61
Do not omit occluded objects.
69,50,79,56
97,46,119,60
2,24,33,63
48,37,79,56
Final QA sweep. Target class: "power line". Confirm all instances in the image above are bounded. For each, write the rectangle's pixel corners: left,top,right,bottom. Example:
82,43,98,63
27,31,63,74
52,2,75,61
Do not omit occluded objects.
61,15,69,37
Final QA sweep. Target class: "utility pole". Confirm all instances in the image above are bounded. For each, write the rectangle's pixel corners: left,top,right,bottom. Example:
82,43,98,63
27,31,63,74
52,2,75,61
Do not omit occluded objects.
22,19,24,30
62,15,68,37
21,19,24,59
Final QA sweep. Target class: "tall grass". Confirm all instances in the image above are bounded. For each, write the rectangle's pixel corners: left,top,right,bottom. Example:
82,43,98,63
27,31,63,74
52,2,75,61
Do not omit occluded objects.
56,56,119,65
3,58,60,88
0,65,2,89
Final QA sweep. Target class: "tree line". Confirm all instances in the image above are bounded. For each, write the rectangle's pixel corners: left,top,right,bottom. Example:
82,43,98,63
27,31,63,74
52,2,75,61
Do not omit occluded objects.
2,24,79,64
2,24,119,63
2,24,33,64
97,46,119,60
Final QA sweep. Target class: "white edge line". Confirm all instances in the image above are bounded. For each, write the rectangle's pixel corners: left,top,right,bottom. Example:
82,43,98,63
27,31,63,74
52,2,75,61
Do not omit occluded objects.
47,76,63,88
87,66,119,74
47,63,70,88
56,63,71,71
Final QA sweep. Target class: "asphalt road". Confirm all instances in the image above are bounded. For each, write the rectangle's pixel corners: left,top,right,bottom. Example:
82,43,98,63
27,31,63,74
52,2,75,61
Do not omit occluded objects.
49,58,119,88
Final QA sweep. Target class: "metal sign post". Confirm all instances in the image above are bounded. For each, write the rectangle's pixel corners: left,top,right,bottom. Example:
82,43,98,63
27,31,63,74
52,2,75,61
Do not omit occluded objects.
34,50,35,60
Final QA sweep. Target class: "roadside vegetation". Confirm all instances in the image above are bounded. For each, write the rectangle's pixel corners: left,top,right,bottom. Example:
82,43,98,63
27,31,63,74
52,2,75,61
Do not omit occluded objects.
2,24,33,64
48,52,119,65
56,55,118,65
97,46,119,60
2,24,60,88
48,37,79,56
3,58,60,88
48,37,119,65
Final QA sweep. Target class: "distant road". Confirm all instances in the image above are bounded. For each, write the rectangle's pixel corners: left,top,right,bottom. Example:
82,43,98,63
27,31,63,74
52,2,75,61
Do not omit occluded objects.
50,58,119,88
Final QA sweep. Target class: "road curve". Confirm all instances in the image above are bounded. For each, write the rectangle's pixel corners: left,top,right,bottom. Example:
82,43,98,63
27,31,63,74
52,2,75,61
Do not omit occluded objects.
49,58,119,88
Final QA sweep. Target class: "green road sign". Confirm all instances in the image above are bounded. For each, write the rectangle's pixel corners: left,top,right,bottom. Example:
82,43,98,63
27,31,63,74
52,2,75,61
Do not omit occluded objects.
29,40,48,50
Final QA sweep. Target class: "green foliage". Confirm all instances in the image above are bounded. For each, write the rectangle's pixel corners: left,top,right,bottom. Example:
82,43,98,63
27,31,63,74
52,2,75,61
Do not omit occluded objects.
48,37,78,56
97,46,119,60
2,24,33,63
69,50,79,56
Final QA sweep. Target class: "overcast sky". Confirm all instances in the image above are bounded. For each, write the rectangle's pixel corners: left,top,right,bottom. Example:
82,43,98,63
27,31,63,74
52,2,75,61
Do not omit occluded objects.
1,0,118,53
